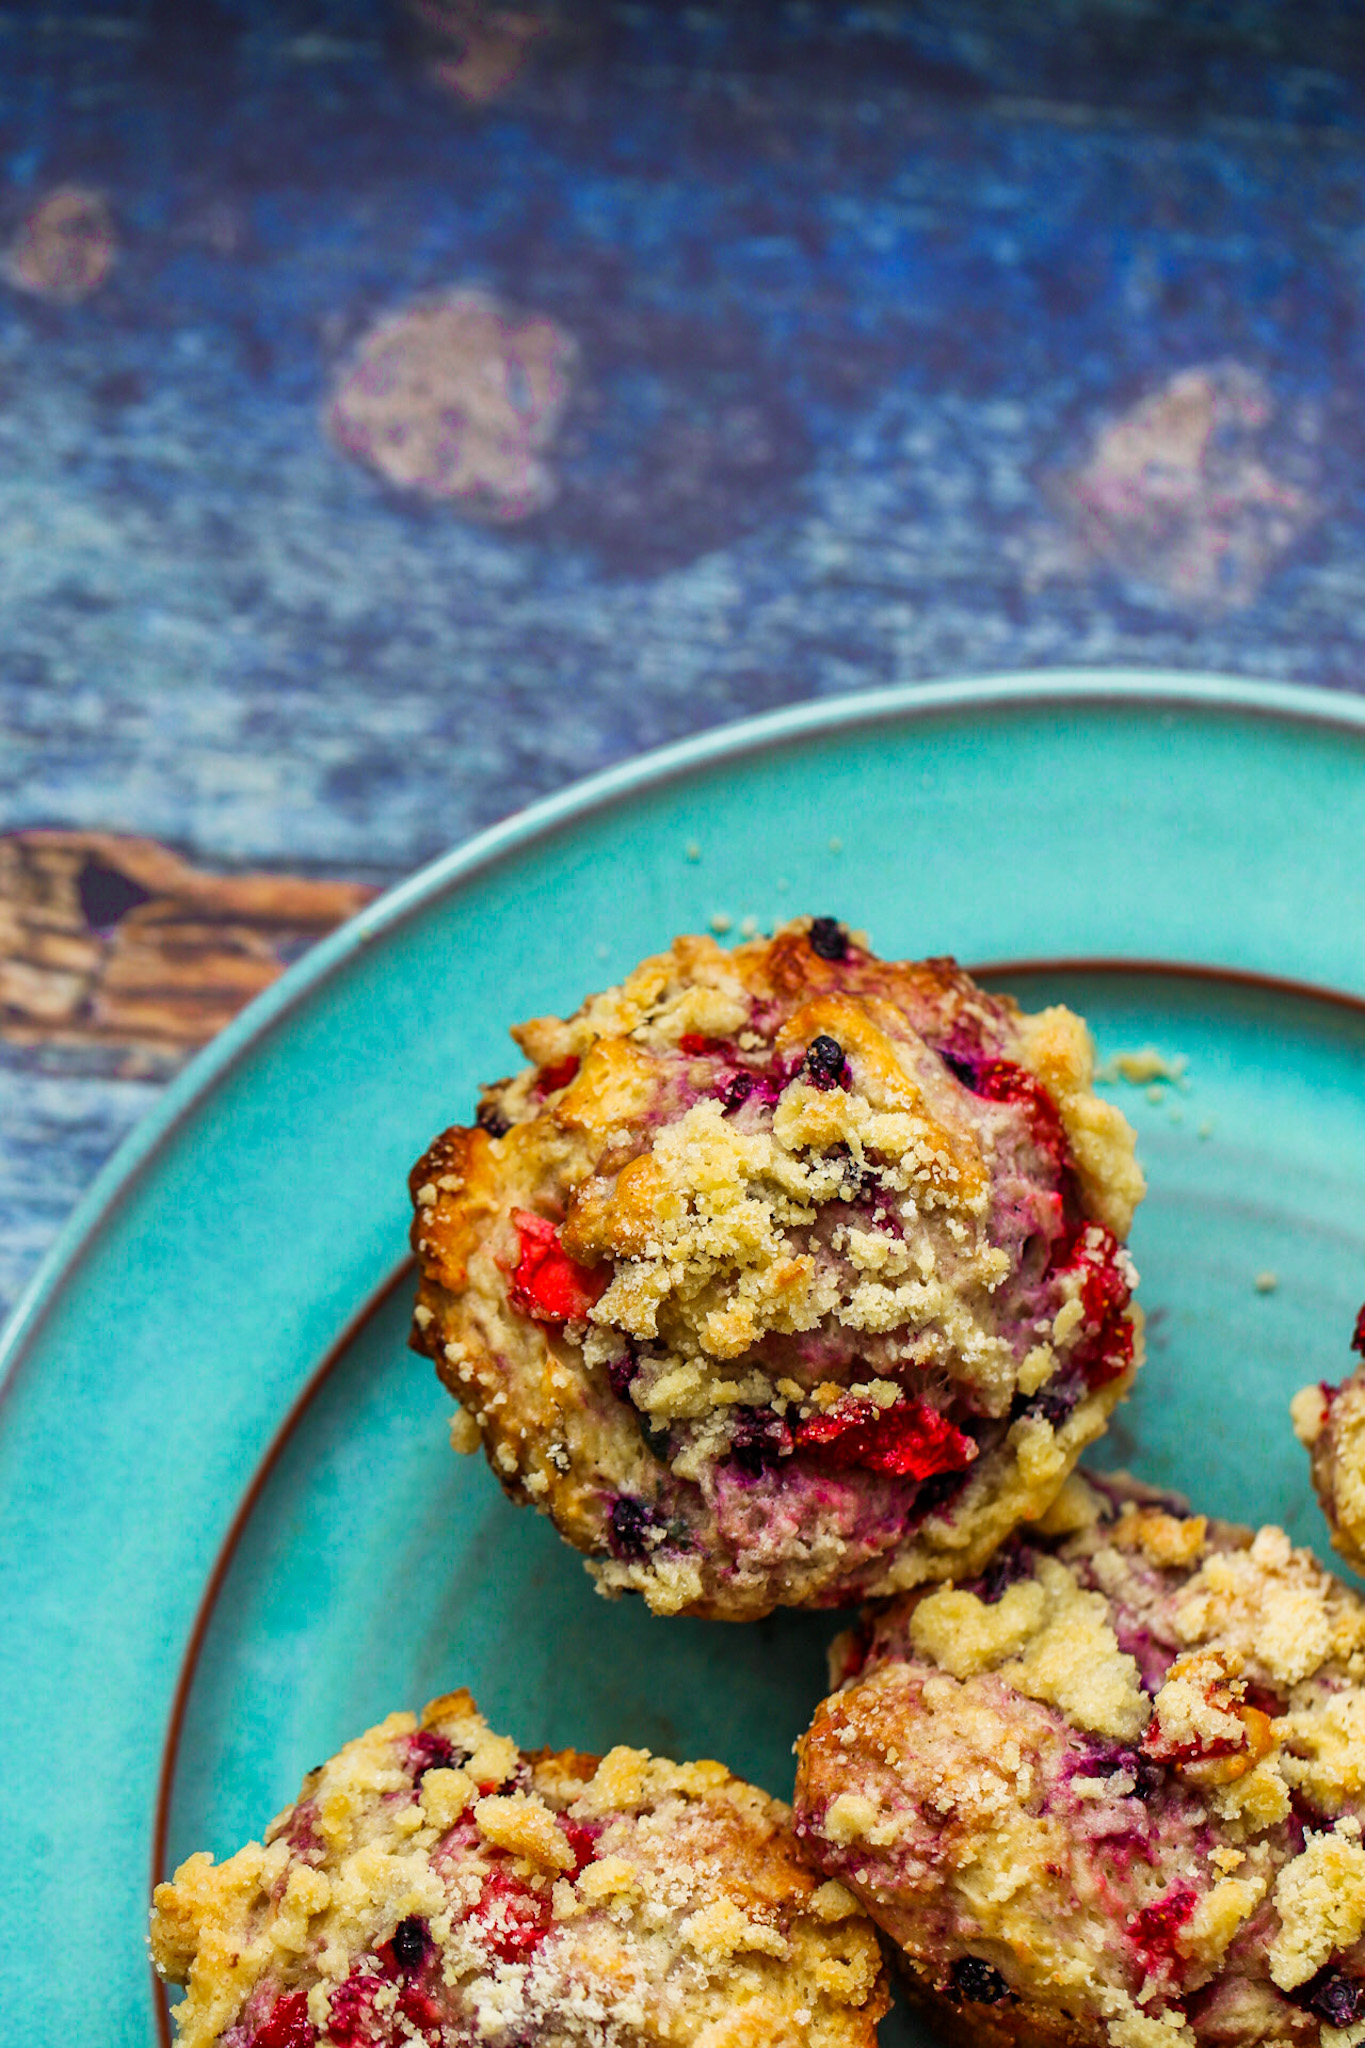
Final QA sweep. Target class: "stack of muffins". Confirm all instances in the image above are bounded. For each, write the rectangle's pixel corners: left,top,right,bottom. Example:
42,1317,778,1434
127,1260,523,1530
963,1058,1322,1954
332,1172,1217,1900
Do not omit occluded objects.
153,920,1365,2048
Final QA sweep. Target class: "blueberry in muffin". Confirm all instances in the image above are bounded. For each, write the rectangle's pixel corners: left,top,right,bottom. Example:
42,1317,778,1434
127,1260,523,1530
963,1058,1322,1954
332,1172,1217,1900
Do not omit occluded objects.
795,1472,1365,2048
1293,1303,1365,1575
150,1689,887,2048
409,919,1144,1620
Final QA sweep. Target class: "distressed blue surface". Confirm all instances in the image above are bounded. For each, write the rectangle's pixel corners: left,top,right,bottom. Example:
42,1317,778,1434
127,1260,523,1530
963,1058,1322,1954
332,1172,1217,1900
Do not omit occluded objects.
5,0,1365,1310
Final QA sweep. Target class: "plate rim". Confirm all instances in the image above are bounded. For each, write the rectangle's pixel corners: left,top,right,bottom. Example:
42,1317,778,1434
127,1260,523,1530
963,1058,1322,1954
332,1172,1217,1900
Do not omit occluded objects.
5,665,1365,1407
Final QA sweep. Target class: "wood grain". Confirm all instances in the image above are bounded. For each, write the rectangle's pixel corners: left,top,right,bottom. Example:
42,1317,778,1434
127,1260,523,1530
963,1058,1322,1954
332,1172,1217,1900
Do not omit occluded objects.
0,832,374,1067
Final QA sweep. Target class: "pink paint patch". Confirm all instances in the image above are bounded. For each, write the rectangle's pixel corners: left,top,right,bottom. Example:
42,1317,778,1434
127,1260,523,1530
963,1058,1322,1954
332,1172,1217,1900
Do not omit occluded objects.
1037,362,1319,611
6,187,116,304
326,288,577,520
407,1,548,106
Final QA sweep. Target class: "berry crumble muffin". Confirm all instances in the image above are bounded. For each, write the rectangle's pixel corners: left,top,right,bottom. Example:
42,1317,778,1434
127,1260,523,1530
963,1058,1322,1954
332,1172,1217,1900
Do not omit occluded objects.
409,919,1144,1620
794,1472,1365,2048
1293,1304,1365,1575
150,1688,887,2048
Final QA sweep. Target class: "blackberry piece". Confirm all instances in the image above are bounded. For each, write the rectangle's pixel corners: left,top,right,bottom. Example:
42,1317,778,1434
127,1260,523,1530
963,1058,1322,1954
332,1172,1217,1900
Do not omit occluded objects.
915,1467,971,1516
606,1351,637,1401
637,1410,673,1463
722,1070,756,1112
952,1957,1011,2004
808,917,849,962
476,1100,511,1138
1024,1378,1082,1429
1085,1747,1162,1802
609,1495,661,1561
729,1406,792,1477
1301,1973,1365,2029
407,1730,456,1779
979,1545,1033,1604
391,1918,430,1971
804,1034,848,1091
1129,1753,1165,1802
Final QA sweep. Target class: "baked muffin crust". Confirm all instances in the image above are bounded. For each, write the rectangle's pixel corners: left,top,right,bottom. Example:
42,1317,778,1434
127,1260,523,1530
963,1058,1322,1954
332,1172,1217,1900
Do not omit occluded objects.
150,1689,888,2048
410,919,1144,1619
1293,1304,1365,1574
795,1473,1365,2048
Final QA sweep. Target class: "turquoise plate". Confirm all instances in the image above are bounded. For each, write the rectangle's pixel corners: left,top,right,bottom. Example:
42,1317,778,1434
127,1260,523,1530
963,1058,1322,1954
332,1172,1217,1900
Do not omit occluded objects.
5,673,1365,2046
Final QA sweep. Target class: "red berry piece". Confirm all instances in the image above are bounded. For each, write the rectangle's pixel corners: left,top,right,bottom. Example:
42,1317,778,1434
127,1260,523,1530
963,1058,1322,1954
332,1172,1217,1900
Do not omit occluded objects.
795,1397,978,1481
252,1993,315,2048
678,1032,723,1055
1057,1227,1135,1386
535,1055,580,1095
397,1984,444,2039
322,1973,383,2048
470,1869,552,1963
559,1818,600,1875
1127,1884,1198,1969
509,1210,606,1323
970,1060,1073,1177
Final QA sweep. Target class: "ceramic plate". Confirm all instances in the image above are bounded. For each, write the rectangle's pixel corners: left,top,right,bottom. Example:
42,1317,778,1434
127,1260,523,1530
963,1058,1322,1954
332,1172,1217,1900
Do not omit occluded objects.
5,673,1365,2046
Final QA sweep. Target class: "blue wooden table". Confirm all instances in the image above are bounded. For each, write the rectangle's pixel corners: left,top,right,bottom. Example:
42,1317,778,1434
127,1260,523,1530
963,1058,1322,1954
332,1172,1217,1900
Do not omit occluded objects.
3,0,1365,1322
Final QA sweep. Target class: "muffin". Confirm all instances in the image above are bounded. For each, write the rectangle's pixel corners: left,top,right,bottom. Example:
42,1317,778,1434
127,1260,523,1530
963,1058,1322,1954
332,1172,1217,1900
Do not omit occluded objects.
1293,1304,1365,1574
409,918,1144,1619
150,1688,888,2048
794,1471,1365,2048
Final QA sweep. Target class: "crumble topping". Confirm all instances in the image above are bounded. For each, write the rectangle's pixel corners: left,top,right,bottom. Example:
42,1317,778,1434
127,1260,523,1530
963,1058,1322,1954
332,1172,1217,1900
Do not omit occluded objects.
909,1554,1146,1739
1171,1523,1360,1686
1016,1006,1147,1238
1270,1823,1365,1991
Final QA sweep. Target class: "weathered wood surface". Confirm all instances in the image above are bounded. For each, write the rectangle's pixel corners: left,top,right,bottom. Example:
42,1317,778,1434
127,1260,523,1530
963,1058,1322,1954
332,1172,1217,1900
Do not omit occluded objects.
0,831,372,1066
